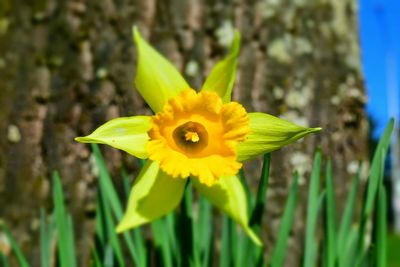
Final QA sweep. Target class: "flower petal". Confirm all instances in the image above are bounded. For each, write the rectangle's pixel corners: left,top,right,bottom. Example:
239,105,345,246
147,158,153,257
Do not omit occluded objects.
146,90,250,185
133,26,190,112
192,175,262,246
116,161,186,232
201,30,240,103
75,116,151,159
237,112,322,161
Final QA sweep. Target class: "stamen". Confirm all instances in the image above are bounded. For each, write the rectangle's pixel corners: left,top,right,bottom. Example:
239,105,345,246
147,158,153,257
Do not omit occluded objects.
172,121,208,153
185,131,200,142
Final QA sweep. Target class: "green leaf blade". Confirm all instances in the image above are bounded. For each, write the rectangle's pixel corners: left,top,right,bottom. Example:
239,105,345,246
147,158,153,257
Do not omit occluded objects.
356,119,393,263
374,185,387,267
92,144,146,266
337,167,360,264
52,171,77,267
270,172,299,267
324,160,337,267
303,150,322,267
0,224,30,267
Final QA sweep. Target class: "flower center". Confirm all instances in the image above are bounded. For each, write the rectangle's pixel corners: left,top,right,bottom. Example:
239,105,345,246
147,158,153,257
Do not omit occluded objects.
185,131,199,142
172,121,208,154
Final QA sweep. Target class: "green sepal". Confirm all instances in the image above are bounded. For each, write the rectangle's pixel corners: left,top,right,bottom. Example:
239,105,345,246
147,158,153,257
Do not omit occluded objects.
201,30,240,103
133,26,190,112
75,116,151,159
116,161,186,232
192,175,262,246
237,112,321,161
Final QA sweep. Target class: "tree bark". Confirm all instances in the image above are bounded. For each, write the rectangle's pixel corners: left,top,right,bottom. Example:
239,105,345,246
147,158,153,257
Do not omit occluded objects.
0,0,367,265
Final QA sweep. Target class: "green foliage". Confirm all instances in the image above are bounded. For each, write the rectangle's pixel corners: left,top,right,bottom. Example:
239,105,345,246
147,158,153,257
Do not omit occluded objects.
0,119,396,266
303,150,322,267
388,234,400,267
270,172,299,267
0,223,29,267
337,163,361,266
52,171,77,267
323,160,336,267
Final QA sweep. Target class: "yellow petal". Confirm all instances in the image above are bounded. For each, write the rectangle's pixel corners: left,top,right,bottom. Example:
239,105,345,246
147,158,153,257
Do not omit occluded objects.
237,113,321,161
201,30,240,103
146,90,250,185
75,116,151,159
192,175,262,246
116,161,186,232
133,26,190,112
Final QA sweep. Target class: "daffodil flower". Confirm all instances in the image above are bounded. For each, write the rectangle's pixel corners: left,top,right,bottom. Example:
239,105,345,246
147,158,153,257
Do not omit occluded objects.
75,27,321,246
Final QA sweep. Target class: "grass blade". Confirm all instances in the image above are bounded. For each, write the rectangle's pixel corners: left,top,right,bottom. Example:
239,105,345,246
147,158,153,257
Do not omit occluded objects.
66,214,76,262
363,119,393,217
230,217,240,267
250,153,271,228
91,144,127,216
167,213,181,267
324,160,336,267
103,243,115,267
219,216,231,267
387,234,400,266
235,230,247,267
303,150,322,267
52,171,76,267
234,154,271,267
373,185,387,267
151,218,173,267
40,208,54,267
92,144,145,266
270,172,299,267
0,252,9,267
96,186,125,266
132,229,147,267
197,196,213,267
91,246,104,267
356,119,393,264
177,182,199,267
95,191,106,246
0,224,29,267
339,226,359,267
121,169,147,266
337,165,360,261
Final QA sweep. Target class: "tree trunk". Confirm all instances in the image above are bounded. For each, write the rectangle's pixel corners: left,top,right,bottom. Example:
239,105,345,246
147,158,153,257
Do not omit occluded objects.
0,0,367,265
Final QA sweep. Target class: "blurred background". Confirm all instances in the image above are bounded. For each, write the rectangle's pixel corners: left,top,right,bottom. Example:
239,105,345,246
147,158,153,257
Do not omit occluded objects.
359,0,400,234
0,0,398,266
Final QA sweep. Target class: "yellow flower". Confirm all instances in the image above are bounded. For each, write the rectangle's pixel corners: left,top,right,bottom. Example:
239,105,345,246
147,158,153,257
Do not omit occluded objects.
75,27,321,246
147,89,249,186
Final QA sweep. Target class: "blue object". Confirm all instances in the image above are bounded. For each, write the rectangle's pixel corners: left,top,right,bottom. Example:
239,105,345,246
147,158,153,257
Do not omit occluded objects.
359,0,400,138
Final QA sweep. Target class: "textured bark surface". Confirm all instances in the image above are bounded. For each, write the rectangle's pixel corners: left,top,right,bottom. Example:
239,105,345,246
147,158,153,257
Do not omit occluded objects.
0,0,368,265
